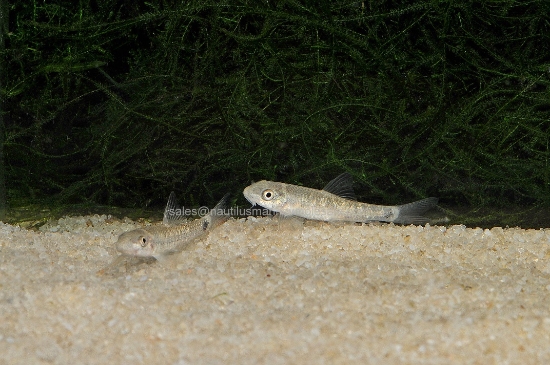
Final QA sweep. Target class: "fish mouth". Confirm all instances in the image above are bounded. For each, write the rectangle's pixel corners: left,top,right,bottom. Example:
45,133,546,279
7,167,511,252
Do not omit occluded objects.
116,245,136,256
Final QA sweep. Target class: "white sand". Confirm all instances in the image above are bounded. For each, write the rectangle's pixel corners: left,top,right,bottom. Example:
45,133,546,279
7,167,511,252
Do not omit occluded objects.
1,214,549,364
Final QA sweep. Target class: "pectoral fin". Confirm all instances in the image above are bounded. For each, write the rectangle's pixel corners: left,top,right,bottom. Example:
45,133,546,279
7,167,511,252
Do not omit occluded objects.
153,253,169,263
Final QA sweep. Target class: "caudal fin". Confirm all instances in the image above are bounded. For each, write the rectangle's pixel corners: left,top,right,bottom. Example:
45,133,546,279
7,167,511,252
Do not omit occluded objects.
393,197,438,225
206,193,231,228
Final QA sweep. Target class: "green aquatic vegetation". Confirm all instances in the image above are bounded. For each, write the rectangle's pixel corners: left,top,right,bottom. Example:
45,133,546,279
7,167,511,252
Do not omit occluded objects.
2,1,550,226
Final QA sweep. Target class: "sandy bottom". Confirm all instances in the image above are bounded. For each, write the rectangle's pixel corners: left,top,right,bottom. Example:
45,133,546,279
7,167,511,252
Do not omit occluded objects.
1,214,549,364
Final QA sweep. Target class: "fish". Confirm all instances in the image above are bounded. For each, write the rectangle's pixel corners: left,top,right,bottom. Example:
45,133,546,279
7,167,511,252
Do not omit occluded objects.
243,173,438,225
115,192,230,260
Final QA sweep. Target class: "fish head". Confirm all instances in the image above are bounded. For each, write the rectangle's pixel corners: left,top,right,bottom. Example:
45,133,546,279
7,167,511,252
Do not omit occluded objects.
243,180,288,213
115,229,155,257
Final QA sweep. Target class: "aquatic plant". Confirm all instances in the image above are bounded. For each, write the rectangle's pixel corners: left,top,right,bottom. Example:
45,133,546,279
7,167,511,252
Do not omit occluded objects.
2,1,549,218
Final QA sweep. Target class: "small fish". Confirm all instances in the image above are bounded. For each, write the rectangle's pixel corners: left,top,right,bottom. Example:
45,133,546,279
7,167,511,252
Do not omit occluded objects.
243,173,438,225
115,192,230,260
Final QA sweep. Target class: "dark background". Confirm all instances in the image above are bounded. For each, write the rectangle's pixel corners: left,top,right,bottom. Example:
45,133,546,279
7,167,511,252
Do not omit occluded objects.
2,1,550,225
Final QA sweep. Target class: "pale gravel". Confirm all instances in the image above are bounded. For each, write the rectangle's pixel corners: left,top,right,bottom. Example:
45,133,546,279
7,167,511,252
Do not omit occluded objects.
0,214,549,364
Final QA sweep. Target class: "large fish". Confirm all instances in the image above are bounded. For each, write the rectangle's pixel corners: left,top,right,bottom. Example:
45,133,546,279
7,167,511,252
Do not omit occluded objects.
243,173,437,225
115,192,230,260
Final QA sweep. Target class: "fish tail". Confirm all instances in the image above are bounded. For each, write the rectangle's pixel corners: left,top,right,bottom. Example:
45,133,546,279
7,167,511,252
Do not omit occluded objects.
205,193,231,228
393,197,438,225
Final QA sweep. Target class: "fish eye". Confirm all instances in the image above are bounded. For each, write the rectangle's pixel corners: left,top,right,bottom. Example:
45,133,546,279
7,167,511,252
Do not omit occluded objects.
262,189,275,201
140,236,147,247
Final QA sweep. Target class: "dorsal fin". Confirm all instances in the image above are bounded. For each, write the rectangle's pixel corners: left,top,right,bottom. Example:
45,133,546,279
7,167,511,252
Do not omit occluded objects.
322,173,356,200
162,191,187,226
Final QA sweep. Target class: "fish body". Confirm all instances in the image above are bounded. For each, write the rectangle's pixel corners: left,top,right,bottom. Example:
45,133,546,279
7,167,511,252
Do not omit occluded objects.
243,173,437,225
115,192,230,259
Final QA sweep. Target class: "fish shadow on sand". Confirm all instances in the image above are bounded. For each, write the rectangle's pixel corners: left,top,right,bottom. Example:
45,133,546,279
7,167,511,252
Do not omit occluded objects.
96,255,158,276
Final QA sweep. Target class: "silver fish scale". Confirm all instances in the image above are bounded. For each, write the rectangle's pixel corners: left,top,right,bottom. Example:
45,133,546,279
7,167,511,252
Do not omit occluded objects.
145,216,210,254
274,183,395,222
